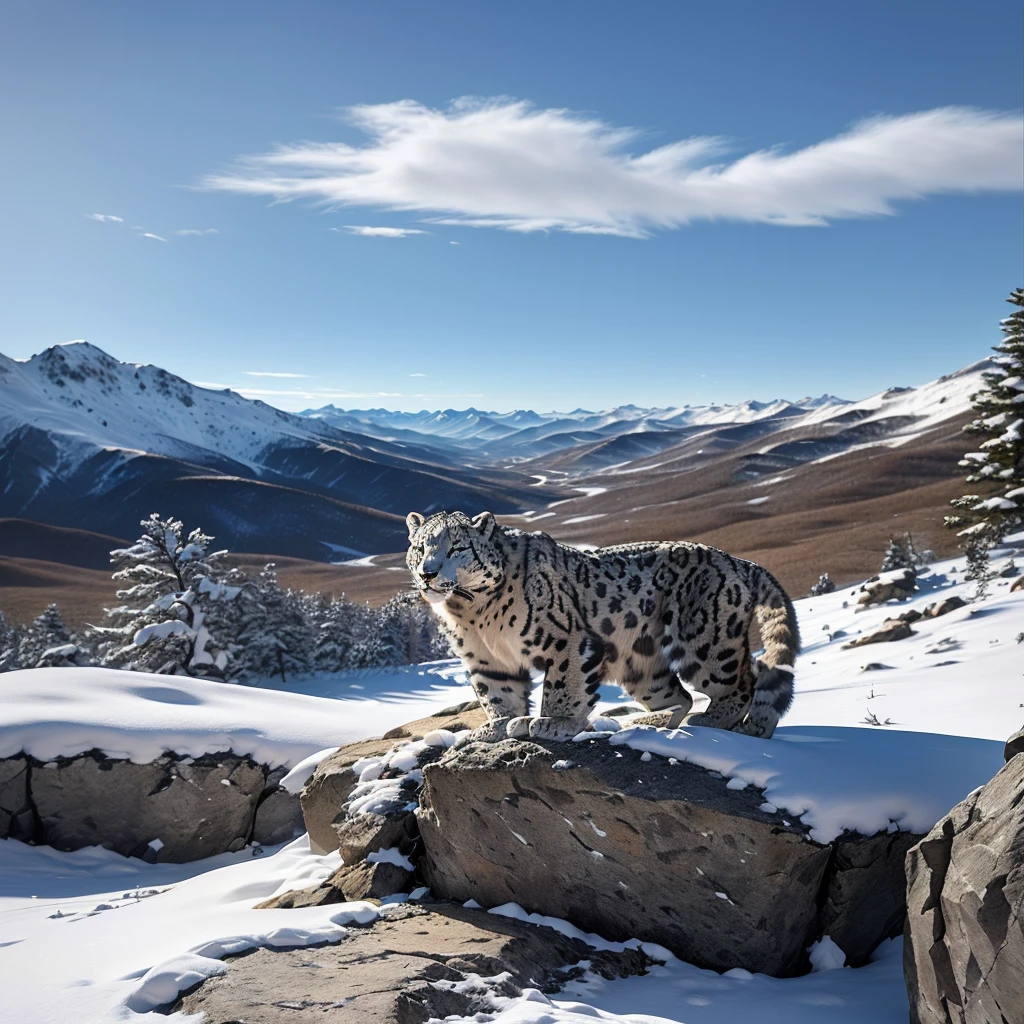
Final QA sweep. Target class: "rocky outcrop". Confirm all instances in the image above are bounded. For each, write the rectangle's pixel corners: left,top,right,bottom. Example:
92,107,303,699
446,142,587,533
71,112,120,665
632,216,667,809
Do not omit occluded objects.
300,700,485,854
417,738,921,977
857,567,917,607
0,749,302,861
842,618,916,648
922,595,967,618
904,753,1024,1023
174,902,648,1023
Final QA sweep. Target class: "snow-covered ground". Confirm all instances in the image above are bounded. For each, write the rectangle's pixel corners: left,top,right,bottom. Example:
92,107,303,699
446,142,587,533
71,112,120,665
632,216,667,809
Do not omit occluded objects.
0,541,1021,1023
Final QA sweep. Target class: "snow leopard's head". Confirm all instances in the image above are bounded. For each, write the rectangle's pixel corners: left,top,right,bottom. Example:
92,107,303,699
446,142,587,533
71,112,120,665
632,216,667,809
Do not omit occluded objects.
405,510,503,606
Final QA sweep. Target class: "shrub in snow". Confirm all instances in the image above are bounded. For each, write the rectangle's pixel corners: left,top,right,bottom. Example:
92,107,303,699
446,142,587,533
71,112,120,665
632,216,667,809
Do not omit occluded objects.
809,573,836,597
963,540,995,600
880,532,927,573
946,288,1024,545
92,514,240,678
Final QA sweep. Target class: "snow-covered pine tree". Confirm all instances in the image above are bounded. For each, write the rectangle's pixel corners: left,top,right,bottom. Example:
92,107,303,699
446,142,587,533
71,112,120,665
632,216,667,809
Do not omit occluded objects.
881,535,914,572
233,565,314,682
0,610,23,671
946,288,1024,545
95,514,240,677
809,573,836,596
13,604,85,668
313,593,358,672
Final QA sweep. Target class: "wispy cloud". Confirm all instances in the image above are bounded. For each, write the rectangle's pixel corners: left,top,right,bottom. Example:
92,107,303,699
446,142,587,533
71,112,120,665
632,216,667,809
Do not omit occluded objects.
175,228,219,236
140,232,167,242
331,225,426,238
204,100,1023,237
409,373,427,377
236,386,484,400
244,371,313,378
87,213,123,223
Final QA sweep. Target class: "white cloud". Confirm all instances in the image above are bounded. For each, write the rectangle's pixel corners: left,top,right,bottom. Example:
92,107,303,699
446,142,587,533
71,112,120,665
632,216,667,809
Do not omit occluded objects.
236,386,484,400
244,371,313,378
86,213,123,223
409,373,427,377
204,100,1023,237
331,225,426,237
175,228,219,236
140,232,167,242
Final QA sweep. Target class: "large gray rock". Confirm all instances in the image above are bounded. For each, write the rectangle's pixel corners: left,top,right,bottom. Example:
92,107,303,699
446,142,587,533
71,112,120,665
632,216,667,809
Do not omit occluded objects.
30,750,266,861
251,786,305,846
0,755,34,841
300,701,485,854
418,738,916,977
904,754,1024,1024
174,902,647,1022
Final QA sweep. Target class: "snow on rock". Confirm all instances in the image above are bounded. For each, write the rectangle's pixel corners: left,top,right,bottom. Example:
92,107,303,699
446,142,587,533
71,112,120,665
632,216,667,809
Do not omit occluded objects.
0,664,471,766
608,724,1001,843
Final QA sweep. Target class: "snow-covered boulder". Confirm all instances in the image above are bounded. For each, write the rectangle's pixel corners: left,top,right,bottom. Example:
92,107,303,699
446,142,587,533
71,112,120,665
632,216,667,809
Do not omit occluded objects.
418,728,1003,978
857,567,918,607
904,751,1024,1024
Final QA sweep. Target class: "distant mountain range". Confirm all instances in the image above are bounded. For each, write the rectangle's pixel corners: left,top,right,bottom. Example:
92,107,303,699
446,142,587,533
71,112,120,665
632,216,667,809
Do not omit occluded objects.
300,393,852,464
0,341,993,579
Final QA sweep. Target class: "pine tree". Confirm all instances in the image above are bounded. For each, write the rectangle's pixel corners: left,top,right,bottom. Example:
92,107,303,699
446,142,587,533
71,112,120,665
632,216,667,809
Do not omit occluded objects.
313,594,358,672
0,611,23,672
946,288,1024,544
233,565,315,681
94,513,240,677
881,536,914,573
15,604,84,668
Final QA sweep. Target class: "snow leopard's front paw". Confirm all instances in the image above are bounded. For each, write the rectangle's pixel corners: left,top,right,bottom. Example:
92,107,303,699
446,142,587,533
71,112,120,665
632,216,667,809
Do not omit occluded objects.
460,718,513,744
505,716,533,739
527,716,587,742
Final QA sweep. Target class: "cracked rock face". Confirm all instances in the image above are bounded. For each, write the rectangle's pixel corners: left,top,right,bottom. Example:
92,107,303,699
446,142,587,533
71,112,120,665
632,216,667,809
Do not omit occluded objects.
420,739,833,977
904,753,1024,1024
173,902,648,1023
418,738,921,977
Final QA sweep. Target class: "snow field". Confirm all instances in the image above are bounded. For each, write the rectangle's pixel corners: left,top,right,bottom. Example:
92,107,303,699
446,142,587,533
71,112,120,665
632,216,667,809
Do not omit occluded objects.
0,542,1021,1022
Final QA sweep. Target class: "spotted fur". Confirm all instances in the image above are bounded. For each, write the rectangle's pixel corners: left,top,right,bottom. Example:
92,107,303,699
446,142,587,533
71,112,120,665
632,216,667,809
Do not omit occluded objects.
406,510,800,743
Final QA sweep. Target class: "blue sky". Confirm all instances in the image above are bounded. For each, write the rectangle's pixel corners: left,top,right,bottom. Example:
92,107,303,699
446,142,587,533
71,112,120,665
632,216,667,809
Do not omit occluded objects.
1,1,1020,412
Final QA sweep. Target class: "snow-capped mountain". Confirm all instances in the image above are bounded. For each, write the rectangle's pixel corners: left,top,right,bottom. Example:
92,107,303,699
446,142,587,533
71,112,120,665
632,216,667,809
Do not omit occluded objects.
301,393,852,461
0,340,995,572
0,342,534,559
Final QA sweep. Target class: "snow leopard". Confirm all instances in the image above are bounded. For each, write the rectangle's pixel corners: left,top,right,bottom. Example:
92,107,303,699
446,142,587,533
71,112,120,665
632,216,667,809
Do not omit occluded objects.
406,510,800,743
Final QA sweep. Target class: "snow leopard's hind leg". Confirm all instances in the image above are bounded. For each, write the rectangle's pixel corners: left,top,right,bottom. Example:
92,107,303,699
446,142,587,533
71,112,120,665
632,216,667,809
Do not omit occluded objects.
619,660,693,729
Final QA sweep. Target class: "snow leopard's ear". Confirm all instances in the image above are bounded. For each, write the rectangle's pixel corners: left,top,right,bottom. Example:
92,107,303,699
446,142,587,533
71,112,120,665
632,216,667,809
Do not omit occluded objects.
471,511,497,538
406,512,425,539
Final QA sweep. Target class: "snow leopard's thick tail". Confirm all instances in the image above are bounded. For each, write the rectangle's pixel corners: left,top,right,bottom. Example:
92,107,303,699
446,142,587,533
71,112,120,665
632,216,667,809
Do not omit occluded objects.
738,569,801,739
